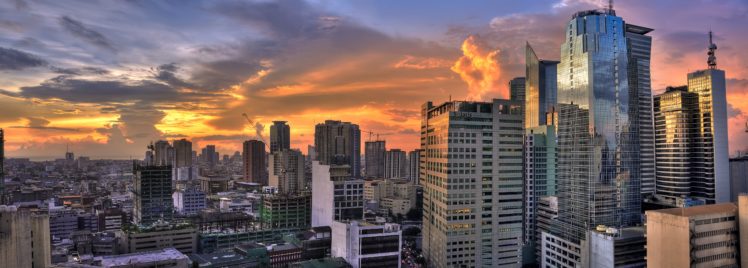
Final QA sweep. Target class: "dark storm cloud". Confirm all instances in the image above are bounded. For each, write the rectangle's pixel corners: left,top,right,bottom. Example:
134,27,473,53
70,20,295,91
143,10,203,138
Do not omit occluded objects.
0,46,47,70
17,76,213,104
153,63,196,89
8,126,80,132
58,16,116,51
50,66,109,75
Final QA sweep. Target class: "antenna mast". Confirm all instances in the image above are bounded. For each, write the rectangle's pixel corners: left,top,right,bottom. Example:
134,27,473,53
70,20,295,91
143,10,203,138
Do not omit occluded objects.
707,31,718,69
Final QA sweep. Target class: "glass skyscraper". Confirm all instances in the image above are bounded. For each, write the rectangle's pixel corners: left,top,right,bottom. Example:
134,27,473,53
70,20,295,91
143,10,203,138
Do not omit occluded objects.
524,43,558,129
653,86,699,201
555,9,641,243
625,24,656,196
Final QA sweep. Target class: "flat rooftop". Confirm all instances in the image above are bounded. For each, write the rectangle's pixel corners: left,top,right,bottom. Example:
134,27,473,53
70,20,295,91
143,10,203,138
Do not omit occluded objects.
648,203,737,217
99,248,187,266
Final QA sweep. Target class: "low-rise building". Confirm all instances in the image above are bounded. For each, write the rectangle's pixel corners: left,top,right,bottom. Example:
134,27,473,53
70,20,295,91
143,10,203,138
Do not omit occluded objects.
331,220,401,268
125,221,197,254
291,257,352,268
284,226,333,261
173,188,206,215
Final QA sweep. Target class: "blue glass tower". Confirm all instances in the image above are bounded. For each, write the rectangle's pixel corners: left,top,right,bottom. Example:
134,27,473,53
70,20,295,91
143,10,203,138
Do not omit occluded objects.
555,9,641,243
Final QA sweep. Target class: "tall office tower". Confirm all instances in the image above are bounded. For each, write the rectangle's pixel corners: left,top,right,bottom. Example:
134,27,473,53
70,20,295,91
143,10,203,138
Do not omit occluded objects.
133,164,173,226
555,9,641,245
243,140,267,185
269,148,306,194
421,99,524,267
270,121,291,153
173,139,193,168
406,149,422,184
686,32,729,204
626,24,656,196
524,43,559,129
653,86,699,204
314,120,361,178
364,140,386,178
153,140,172,166
522,125,556,264
311,161,364,227
384,149,407,179
510,77,526,102
202,145,217,167
653,33,730,205
0,207,51,268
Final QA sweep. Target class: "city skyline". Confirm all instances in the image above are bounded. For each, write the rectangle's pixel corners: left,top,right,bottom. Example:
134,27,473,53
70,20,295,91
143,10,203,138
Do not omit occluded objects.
1,0,748,160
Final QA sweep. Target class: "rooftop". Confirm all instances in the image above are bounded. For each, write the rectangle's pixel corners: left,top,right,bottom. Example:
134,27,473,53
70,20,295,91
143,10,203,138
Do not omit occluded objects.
98,248,188,266
292,257,351,268
189,251,246,265
648,202,737,217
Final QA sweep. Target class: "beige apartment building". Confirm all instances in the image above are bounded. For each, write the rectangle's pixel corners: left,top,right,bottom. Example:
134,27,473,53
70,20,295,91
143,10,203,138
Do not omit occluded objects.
647,195,748,267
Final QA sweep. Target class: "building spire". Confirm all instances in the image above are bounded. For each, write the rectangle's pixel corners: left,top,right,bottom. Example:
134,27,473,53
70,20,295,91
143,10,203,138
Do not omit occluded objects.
708,31,718,69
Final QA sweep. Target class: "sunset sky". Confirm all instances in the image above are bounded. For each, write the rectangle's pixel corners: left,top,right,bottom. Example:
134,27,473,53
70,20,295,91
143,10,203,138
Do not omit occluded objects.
1,0,747,160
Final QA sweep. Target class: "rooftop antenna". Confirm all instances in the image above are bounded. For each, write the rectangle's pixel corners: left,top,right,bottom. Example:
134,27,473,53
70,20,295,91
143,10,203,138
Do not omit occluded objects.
607,0,615,15
708,30,718,69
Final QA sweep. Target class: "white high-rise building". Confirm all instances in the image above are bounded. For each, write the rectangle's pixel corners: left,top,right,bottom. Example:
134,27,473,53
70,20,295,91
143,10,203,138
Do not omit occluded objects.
311,161,364,227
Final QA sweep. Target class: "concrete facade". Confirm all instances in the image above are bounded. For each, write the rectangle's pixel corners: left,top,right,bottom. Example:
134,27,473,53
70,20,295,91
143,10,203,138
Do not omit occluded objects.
331,221,401,268
421,99,524,267
0,206,51,268
646,202,740,267
312,162,364,227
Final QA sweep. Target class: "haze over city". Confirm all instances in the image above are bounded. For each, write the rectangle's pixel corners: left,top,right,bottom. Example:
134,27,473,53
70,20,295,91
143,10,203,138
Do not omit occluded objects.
1,0,747,160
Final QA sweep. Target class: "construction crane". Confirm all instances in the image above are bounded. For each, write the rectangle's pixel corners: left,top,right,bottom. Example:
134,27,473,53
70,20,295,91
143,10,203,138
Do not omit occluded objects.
361,129,389,142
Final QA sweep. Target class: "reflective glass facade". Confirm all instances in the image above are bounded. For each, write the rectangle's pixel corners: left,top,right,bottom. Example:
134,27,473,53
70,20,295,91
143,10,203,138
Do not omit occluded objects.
556,10,641,243
524,43,559,129
625,24,656,196
653,86,698,199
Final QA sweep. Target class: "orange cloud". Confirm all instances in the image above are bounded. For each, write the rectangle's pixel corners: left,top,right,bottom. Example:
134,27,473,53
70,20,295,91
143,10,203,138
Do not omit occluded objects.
451,34,506,100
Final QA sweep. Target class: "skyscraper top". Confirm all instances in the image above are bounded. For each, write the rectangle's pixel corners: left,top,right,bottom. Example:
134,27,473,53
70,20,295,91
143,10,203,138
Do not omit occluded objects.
708,31,718,69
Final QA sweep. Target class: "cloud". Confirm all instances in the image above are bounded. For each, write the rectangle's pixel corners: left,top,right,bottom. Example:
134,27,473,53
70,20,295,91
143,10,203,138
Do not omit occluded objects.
58,16,116,51
50,66,109,76
17,76,206,104
153,63,195,89
0,47,47,70
394,55,452,70
452,35,504,100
